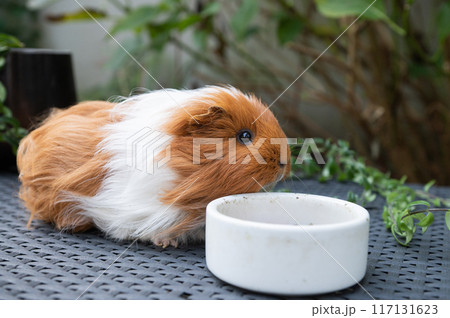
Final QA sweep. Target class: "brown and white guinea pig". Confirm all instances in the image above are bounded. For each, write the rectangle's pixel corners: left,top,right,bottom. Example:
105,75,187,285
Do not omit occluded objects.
17,85,290,247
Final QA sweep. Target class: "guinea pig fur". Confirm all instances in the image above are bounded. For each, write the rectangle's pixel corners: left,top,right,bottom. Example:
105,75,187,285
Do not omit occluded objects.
17,86,290,247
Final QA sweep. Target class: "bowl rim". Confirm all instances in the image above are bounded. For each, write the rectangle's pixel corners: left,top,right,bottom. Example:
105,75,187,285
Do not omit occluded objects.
206,192,370,232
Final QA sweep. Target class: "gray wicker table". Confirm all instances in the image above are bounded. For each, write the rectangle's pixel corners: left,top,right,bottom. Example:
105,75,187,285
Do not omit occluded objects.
0,172,449,300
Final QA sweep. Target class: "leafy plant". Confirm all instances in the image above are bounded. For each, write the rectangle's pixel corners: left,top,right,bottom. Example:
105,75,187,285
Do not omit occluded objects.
0,0,40,47
289,139,450,246
40,0,450,186
0,33,28,154
30,0,450,245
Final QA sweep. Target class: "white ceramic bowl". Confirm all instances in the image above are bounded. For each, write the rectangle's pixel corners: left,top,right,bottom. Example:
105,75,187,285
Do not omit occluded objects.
205,193,370,295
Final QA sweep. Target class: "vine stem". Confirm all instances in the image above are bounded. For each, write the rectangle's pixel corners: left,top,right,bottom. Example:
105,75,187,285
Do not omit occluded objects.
401,208,450,220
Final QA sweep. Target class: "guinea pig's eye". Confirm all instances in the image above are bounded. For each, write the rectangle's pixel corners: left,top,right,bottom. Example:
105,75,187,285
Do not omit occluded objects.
236,129,254,145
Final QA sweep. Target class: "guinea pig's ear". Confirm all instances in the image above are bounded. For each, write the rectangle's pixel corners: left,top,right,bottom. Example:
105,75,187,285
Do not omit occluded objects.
189,106,228,127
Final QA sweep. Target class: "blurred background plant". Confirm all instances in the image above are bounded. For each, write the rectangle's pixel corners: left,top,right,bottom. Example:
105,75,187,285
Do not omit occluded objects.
28,0,450,185
0,34,28,154
0,0,40,47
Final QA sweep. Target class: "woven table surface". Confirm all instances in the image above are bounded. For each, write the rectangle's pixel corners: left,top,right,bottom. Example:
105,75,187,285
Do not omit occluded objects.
0,172,449,300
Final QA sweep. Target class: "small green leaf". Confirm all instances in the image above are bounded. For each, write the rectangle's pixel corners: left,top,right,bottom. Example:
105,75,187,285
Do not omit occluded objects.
314,0,405,35
417,212,434,227
337,172,348,181
0,57,5,69
437,2,450,42
412,213,425,222
347,191,357,203
0,82,6,103
276,13,303,45
391,225,408,246
386,191,399,203
399,175,407,184
407,200,431,209
404,228,414,245
231,0,259,40
424,180,435,192
110,6,162,34
177,15,202,31
363,190,376,203
445,211,450,231
149,30,171,51
0,33,24,49
433,198,441,207
17,127,28,137
0,104,12,117
0,115,20,127
201,2,221,17
2,132,19,151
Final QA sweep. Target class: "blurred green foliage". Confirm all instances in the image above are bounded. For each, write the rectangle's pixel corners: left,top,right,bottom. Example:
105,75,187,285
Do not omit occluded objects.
95,0,450,185
0,34,28,154
0,0,40,47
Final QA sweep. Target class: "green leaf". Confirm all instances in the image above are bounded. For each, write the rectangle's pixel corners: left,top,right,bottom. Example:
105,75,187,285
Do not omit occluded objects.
314,0,405,35
46,8,107,22
149,30,171,51
315,0,384,19
386,191,400,203
201,2,221,17
110,6,162,34
0,115,20,127
424,180,435,192
0,82,6,103
347,191,357,203
412,213,425,221
337,171,348,181
404,228,414,245
433,198,441,207
231,0,259,40
0,103,12,117
17,127,28,137
2,132,19,150
0,34,24,49
445,211,450,231
437,2,450,42
0,57,5,69
417,212,434,227
177,15,202,31
391,225,408,246
276,13,303,45
315,0,378,18
362,190,376,203
407,200,431,209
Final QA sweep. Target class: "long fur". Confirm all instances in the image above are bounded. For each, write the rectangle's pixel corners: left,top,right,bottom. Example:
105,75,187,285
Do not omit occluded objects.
17,86,290,247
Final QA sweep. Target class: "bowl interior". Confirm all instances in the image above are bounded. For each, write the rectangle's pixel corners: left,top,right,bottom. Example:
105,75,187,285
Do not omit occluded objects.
215,193,366,226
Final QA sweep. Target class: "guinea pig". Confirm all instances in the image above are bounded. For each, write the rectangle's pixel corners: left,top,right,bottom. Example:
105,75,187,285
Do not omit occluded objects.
17,86,290,247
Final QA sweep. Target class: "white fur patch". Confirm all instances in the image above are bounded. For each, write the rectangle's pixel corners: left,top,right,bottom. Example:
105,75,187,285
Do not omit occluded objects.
70,86,244,243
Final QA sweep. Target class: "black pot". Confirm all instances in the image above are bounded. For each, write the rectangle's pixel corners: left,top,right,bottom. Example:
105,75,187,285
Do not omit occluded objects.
0,48,77,170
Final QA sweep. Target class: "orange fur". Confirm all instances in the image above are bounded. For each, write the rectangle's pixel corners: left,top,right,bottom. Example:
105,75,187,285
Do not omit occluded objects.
17,101,116,231
17,88,290,246
159,90,290,239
